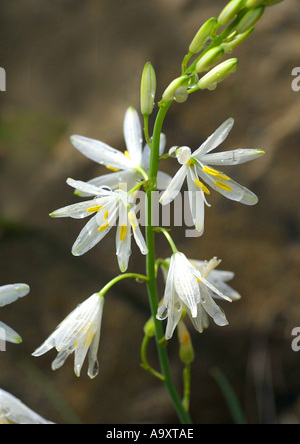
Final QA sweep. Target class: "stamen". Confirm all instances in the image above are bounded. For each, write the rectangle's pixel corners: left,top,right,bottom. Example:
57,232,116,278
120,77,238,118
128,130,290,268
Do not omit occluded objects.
203,166,230,180
124,150,131,159
187,158,197,167
87,205,104,213
215,180,232,192
194,179,210,195
98,221,109,232
128,212,137,230
104,210,109,220
119,225,127,241
105,165,120,172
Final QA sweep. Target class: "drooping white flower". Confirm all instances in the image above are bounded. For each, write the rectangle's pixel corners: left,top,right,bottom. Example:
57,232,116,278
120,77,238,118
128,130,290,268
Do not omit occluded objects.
0,389,54,424
50,178,148,272
0,284,30,344
32,293,104,379
159,118,264,233
157,253,239,340
70,107,172,195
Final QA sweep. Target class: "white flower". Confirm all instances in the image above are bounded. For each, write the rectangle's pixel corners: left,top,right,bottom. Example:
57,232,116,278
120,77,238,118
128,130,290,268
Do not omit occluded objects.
0,284,30,344
157,253,239,340
159,118,264,233
50,178,148,272
0,389,54,424
70,107,172,195
32,293,104,379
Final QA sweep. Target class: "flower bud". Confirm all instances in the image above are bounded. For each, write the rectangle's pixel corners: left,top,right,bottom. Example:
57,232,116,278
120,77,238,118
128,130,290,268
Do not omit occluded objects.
140,62,156,116
189,18,219,54
195,47,224,73
197,58,238,90
246,0,264,6
143,316,155,338
221,27,254,53
218,0,246,26
235,6,265,34
177,321,194,365
161,75,189,103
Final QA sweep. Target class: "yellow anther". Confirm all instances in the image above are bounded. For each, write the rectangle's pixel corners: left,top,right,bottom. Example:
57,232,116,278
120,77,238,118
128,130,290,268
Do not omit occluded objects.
87,205,104,213
124,150,131,159
202,165,230,181
197,278,203,283
105,165,120,172
98,221,109,232
128,212,137,230
194,179,210,195
119,225,127,241
215,180,232,192
104,210,109,220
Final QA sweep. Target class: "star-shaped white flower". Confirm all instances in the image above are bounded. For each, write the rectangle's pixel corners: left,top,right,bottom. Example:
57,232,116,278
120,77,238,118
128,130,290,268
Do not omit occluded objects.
0,284,30,344
70,107,172,195
0,389,54,424
157,253,239,340
32,293,104,379
50,178,148,272
159,118,264,233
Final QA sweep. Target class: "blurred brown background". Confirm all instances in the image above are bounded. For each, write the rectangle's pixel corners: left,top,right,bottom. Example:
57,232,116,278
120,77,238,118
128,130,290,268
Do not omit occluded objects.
0,0,299,424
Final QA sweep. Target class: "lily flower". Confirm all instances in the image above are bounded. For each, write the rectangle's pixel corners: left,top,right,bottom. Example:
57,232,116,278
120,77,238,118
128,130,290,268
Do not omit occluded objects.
70,107,171,195
159,118,264,233
32,293,104,379
157,253,239,340
0,284,30,344
50,178,147,272
0,389,54,424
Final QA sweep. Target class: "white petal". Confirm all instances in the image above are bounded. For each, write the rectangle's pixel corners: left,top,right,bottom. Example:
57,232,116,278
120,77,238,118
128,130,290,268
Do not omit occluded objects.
173,253,200,318
0,321,22,344
186,168,205,233
199,286,229,327
0,284,29,307
156,171,173,190
141,133,167,169
123,107,143,166
193,118,234,158
159,165,187,205
67,178,112,197
72,215,114,256
74,170,138,196
71,135,133,170
50,199,104,219
202,148,265,166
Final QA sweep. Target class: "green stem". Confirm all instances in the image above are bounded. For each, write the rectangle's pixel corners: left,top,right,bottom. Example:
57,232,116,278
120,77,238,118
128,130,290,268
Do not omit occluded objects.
99,273,148,297
182,364,191,413
145,102,192,424
153,227,179,254
140,335,165,382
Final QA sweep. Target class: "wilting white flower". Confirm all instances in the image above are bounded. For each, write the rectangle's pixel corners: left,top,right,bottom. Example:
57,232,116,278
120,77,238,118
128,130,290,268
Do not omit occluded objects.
160,118,264,233
32,293,104,379
157,253,240,340
50,178,148,272
0,284,30,344
70,107,171,195
0,389,54,424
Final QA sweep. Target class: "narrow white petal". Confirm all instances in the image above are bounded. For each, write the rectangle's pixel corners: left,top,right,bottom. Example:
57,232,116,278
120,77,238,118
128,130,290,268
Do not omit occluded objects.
128,210,148,255
123,107,143,166
141,133,167,169
186,168,205,233
156,171,173,190
50,200,102,219
72,215,114,256
193,118,234,158
71,135,133,170
173,253,200,318
0,284,29,307
0,321,22,344
67,178,111,197
74,170,138,196
202,148,265,166
199,286,229,327
159,165,187,205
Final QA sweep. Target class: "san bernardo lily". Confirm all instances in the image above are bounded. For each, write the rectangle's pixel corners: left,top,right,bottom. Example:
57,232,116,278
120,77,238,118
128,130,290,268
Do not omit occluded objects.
159,118,265,234
0,389,54,424
0,284,30,345
32,293,104,379
50,178,148,272
70,106,172,195
157,253,240,340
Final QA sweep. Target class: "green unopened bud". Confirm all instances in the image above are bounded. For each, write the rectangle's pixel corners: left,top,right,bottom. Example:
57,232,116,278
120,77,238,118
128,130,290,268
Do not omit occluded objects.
140,62,156,116
218,0,246,26
195,47,224,73
178,321,194,365
235,6,265,34
221,27,254,53
161,75,189,103
246,0,264,6
197,58,238,90
189,18,219,54
143,316,155,338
